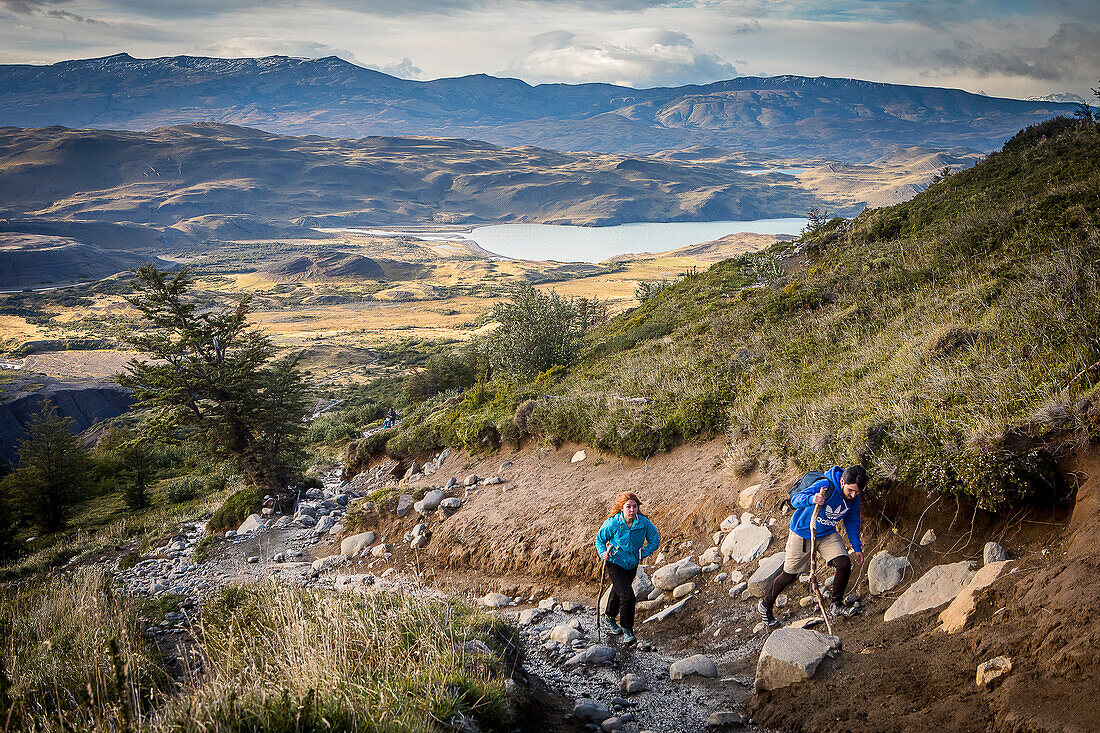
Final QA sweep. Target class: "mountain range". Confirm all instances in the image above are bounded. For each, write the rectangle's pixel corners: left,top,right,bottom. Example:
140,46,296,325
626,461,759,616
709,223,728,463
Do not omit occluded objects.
0,53,1076,161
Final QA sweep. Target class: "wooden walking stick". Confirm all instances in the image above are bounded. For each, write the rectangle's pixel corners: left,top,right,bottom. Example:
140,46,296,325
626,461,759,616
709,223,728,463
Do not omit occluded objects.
809,501,835,637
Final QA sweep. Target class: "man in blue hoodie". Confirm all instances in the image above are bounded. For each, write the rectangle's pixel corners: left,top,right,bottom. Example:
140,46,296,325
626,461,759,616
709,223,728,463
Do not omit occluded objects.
757,465,866,628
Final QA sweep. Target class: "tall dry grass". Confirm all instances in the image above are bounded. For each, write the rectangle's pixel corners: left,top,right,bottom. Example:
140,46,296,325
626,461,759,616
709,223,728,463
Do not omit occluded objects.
1,567,168,731
158,582,512,732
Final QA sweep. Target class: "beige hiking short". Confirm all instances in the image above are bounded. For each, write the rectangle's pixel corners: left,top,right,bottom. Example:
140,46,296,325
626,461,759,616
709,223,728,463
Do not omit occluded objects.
782,530,848,575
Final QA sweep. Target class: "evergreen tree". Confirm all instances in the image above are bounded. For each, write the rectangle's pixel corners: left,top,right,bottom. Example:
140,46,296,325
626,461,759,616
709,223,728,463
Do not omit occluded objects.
13,401,88,531
118,265,310,491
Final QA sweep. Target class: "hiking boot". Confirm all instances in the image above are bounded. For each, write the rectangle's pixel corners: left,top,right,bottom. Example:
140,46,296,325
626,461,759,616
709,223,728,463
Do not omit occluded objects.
622,628,637,645
603,615,624,635
829,600,862,618
756,600,780,629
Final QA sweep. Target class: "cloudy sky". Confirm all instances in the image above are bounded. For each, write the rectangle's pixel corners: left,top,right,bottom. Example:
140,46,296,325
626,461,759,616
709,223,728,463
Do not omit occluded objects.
1,0,1097,99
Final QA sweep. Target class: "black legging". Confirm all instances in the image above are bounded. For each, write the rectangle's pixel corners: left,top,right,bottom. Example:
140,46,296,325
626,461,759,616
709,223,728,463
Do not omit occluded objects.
763,555,852,608
605,562,638,630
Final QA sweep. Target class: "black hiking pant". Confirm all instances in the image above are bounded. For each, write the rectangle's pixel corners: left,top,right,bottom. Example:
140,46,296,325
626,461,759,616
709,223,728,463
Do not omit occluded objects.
605,561,638,630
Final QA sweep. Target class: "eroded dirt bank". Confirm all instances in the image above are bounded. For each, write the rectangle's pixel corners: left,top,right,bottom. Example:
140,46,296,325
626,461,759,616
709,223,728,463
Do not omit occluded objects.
351,439,1097,732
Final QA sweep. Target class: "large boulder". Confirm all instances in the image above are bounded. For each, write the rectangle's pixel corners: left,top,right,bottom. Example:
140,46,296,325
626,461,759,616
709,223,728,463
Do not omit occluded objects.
745,552,786,598
868,551,911,595
884,561,977,622
939,561,1012,633
721,522,772,563
236,514,265,534
340,531,376,557
652,559,702,591
755,627,841,692
670,654,718,680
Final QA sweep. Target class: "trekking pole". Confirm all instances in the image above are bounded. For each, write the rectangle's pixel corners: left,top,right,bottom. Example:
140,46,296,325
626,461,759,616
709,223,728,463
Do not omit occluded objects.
809,502,835,637
596,557,607,644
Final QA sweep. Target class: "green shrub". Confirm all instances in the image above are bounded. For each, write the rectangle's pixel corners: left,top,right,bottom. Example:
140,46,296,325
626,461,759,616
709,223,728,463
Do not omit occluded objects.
208,485,262,532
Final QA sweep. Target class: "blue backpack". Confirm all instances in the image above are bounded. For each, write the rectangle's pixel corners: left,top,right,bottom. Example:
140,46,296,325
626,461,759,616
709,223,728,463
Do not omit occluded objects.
786,471,834,507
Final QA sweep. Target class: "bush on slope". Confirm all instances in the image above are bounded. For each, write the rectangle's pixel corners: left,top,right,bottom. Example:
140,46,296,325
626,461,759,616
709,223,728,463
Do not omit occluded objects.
386,118,1100,510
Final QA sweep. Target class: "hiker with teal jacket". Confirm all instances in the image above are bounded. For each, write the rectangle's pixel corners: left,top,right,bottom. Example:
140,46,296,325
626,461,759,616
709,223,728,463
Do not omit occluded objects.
757,465,867,628
595,491,660,645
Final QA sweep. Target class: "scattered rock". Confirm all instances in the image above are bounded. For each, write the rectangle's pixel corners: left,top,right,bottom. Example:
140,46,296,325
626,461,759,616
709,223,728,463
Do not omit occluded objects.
440,497,462,511
721,522,772,563
341,531,376,558
483,476,503,485
939,561,1012,633
480,592,512,608
463,474,479,486
755,627,842,692
565,644,616,666
395,495,415,518
444,477,457,489
706,711,748,728
551,624,584,644
313,515,335,535
699,547,723,566
729,582,748,598
775,594,788,608
652,559,702,591
738,484,762,510
745,552,786,597
672,582,696,599
273,552,286,563
984,541,1010,564
976,656,1012,690
310,554,349,576
571,450,587,463
517,608,547,625
539,597,558,610
643,596,690,623
370,543,390,558
573,699,611,725
885,561,977,622
620,673,648,695
790,616,823,629
410,534,429,548
720,514,740,531
868,550,911,595
247,555,259,563
461,639,491,656
670,654,718,680
560,600,584,613
920,529,937,546
714,572,728,583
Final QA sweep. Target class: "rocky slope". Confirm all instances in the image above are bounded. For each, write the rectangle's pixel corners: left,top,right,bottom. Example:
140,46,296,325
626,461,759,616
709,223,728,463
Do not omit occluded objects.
0,54,1076,160
102,435,1098,732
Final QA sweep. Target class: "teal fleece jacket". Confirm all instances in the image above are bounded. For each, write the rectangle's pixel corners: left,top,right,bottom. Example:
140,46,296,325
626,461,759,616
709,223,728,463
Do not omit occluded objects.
595,513,660,570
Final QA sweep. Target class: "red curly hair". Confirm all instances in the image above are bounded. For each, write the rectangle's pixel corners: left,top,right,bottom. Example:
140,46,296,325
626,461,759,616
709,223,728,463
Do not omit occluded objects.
610,491,642,519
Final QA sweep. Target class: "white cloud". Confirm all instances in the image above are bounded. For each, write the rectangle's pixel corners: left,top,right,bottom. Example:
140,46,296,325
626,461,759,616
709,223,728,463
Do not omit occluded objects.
509,27,736,87
365,57,423,78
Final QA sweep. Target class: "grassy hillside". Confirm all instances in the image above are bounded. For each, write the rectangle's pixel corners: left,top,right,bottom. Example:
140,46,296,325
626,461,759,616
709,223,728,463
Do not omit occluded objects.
382,118,1100,510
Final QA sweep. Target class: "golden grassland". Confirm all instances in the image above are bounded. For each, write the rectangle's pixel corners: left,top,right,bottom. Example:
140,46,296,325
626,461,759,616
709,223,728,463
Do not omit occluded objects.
0,229,778,384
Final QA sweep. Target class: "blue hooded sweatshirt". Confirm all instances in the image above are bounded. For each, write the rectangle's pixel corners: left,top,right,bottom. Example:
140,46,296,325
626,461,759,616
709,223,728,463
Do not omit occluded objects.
595,513,660,570
789,465,862,552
